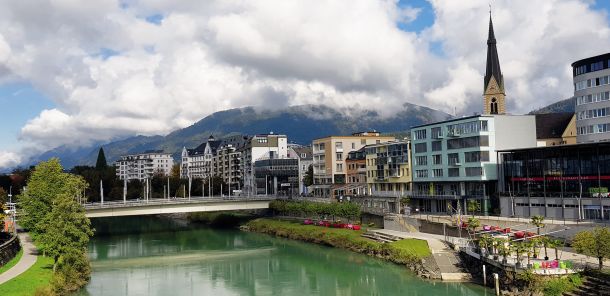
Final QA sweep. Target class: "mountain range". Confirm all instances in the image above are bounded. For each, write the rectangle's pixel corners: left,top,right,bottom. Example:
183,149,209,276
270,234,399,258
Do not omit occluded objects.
30,103,452,169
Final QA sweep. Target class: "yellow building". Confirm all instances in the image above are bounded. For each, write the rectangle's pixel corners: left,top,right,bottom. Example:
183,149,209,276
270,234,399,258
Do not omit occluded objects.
365,140,412,197
535,113,577,146
311,132,395,197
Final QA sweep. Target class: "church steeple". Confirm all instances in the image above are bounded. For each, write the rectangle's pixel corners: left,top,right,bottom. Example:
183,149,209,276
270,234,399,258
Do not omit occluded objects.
483,13,506,115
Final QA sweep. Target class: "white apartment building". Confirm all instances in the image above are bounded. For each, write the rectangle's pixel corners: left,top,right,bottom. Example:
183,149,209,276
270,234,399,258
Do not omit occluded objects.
288,144,313,194
409,115,537,214
115,150,174,181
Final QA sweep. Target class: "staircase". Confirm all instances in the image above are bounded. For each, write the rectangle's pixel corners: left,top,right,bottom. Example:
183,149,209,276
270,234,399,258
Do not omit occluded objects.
361,230,402,243
564,274,610,296
383,214,418,233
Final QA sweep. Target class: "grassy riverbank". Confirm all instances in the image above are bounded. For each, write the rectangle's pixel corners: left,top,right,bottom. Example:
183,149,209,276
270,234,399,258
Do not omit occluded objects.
0,255,53,296
0,249,23,275
245,218,430,265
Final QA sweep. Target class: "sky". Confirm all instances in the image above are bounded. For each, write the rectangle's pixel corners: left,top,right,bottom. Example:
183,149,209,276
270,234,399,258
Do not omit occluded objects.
1,0,610,169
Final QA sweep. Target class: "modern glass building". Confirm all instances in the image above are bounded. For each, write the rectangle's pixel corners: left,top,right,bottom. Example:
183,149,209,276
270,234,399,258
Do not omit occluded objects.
572,52,610,143
498,142,610,220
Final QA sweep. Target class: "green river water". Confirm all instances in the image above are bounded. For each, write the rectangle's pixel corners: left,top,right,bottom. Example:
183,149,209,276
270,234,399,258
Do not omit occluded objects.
78,216,489,296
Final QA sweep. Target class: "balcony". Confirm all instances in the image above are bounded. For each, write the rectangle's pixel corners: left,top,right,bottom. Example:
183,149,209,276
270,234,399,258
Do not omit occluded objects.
370,190,412,197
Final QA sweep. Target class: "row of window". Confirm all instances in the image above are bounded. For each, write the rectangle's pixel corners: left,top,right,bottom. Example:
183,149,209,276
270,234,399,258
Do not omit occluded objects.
576,91,610,105
413,120,489,140
515,203,578,208
574,60,610,76
577,123,610,135
414,151,490,166
414,167,484,178
574,75,610,91
577,107,610,120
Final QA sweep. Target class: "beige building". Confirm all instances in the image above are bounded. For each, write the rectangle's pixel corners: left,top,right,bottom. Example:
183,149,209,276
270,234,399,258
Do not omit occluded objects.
535,113,577,146
311,132,395,197
365,140,412,197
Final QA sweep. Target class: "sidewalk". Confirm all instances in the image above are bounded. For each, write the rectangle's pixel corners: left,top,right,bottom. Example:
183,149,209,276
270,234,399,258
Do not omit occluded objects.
0,232,38,285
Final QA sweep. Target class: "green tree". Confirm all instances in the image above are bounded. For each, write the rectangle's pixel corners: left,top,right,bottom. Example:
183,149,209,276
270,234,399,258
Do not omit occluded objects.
0,187,8,205
18,159,78,237
95,147,108,170
467,216,480,232
467,199,480,217
38,193,94,270
531,215,545,235
303,164,313,187
572,227,610,270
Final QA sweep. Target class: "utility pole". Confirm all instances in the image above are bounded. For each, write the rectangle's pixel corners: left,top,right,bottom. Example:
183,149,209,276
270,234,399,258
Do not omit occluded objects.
123,179,127,203
167,177,170,199
100,180,104,204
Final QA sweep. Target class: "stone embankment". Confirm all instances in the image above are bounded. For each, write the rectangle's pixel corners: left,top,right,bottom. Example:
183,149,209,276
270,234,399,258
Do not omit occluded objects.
0,234,20,267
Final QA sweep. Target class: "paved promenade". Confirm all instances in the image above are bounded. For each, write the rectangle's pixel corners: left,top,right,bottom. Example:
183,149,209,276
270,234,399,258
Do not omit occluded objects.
0,232,37,285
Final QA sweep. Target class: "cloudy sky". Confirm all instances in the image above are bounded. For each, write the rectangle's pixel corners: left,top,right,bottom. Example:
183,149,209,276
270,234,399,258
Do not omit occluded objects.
1,0,609,168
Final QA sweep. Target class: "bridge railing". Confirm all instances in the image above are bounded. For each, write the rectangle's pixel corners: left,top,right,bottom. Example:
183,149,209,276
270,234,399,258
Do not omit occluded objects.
83,195,277,210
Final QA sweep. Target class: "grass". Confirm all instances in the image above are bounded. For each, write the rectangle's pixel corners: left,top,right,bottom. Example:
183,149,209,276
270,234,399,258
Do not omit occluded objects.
389,238,431,258
0,255,54,296
246,218,431,267
0,249,24,275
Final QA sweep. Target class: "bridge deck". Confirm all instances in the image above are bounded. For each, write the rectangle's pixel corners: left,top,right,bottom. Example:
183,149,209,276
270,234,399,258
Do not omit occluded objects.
84,196,276,218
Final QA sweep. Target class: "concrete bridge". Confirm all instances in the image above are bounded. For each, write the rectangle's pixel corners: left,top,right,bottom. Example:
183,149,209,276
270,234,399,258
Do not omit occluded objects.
83,196,276,218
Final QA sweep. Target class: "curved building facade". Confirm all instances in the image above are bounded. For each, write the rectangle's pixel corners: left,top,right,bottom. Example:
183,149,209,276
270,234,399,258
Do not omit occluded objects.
572,53,610,143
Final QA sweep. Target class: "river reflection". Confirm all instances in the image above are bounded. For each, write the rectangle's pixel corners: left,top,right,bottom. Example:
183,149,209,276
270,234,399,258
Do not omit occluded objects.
79,216,489,296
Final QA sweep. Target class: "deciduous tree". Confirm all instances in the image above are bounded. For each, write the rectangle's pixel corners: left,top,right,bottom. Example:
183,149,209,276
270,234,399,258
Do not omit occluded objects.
572,227,610,270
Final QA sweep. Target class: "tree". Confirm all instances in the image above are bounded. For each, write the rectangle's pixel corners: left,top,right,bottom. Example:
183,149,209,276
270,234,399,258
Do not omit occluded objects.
478,234,493,255
95,147,108,170
303,164,313,187
572,227,610,270
38,193,94,270
512,241,529,268
467,199,481,217
171,164,181,178
467,216,480,232
18,159,77,237
531,215,545,235
0,187,7,205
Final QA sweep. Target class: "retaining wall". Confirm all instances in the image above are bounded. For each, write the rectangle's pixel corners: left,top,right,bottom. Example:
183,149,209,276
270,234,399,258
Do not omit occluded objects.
0,233,21,267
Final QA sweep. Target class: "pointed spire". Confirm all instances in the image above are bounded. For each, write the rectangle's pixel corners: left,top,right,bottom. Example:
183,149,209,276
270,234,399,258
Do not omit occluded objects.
484,13,503,92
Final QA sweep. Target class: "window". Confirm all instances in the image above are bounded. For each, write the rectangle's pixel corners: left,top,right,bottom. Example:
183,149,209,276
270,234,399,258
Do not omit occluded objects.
361,139,366,145
416,156,427,166
336,153,343,159
465,167,483,176
448,168,460,177
447,136,489,149
415,170,428,178
414,143,427,153
448,153,459,165
431,127,442,139
432,154,442,165
351,143,355,149
432,169,443,177
336,163,343,172
464,151,490,162
432,141,442,151
257,138,268,143
335,142,343,150
414,129,427,140
591,61,604,71
447,120,488,136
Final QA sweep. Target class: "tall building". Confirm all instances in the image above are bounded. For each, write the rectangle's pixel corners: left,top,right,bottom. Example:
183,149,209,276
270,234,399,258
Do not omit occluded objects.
311,132,395,197
288,144,313,194
115,151,174,181
345,147,367,195
180,135,221,179
572,52,610,143
483,14,506,115
241,134,288,195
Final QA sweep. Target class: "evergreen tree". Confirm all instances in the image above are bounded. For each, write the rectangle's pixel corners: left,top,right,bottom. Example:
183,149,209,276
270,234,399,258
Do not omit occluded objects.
95,147,107,170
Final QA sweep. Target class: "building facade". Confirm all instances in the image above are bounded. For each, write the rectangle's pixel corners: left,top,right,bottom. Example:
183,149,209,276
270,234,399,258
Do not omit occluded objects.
345,147,367,195
254,158,299,196
115,151,174,181
573,52,610,143
498,142,610,220
311,132,395,197
535,113,577,147
288,145,313,194
410,115,537,214
365,140,412,197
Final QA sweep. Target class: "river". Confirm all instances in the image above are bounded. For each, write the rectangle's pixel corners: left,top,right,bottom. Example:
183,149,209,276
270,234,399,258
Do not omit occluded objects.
78,216,489,296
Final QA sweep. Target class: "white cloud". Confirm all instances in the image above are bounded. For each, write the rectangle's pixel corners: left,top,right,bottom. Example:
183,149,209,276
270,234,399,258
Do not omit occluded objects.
0,151,21,169
0,0,609,168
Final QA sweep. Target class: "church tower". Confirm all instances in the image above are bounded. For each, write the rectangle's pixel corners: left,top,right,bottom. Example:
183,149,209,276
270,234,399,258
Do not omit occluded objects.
483,14,506,115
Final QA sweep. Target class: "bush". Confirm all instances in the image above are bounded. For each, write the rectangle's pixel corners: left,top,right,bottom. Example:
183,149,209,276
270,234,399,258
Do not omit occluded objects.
50,252,91,295
269,200,361,221
541,274,582,296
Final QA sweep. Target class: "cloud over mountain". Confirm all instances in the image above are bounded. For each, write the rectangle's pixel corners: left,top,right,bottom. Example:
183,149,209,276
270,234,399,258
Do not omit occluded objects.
0,0,609,167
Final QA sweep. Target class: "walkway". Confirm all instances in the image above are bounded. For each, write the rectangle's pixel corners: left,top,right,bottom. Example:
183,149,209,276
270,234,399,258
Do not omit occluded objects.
0,232,38,285
370,229,471,281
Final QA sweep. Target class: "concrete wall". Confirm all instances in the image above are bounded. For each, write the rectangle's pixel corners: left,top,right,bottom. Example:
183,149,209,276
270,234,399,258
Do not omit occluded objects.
0,234,20,267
